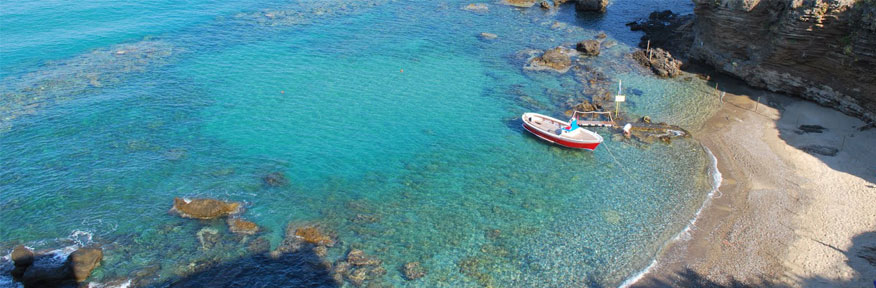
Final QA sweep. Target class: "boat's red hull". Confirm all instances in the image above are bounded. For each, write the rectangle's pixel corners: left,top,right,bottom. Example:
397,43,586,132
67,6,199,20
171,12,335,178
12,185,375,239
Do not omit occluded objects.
522,123,600,150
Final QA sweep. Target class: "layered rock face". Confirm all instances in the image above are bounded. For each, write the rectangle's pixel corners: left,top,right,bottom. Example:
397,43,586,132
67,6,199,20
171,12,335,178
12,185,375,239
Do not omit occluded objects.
690,0,876,121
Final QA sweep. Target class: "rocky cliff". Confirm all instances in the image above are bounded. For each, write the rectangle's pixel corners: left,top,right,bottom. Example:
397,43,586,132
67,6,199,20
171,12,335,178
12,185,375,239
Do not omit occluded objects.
689,0,876,122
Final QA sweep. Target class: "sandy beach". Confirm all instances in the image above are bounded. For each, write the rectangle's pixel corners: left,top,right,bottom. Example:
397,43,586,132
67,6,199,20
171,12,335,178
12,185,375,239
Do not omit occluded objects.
632,76,876,287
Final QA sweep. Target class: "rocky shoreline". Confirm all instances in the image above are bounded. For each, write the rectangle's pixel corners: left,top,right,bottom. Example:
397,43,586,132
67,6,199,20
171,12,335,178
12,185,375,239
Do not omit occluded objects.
629,0,876,123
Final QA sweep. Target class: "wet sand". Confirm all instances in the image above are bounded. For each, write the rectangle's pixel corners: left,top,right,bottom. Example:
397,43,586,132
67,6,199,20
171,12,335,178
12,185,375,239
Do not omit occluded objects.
632,78,876,287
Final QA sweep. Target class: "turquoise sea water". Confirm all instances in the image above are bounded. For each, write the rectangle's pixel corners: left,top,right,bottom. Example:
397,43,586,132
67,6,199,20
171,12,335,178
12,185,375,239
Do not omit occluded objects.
1,0,722,287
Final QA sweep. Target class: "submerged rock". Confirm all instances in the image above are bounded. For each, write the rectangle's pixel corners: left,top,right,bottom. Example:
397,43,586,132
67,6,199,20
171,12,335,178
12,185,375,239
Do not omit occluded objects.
346,249,381,267
525,47,574,73
0,40,175,133
196,227,221,250
247,237,271,253
479,32,498,40
227,218,260,235
263,171,289,187
291,224,335,247
172,197,241,220
463,3,489,12
576,39,600,56
801,145,839,157
401,261,426,280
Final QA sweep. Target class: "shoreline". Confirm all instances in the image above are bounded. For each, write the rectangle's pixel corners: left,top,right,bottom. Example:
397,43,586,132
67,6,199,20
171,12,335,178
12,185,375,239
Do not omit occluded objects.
630,75,876,287
619,144,723,288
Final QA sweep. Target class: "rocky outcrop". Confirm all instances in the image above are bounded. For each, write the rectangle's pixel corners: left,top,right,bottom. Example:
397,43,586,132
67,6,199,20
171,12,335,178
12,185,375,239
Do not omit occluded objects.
12,246,103,286
502,0,536,7
11,245,34,278
68,248,102,282
689,0,876,121
574,0,608,13
291,224,335,247
576,39,601,56
631,48,684,77
172,197,241,220
627,10,695,58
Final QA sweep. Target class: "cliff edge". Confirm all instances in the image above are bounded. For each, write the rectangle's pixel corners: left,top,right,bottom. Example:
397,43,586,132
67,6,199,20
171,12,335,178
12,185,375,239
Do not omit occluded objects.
689,0,876,122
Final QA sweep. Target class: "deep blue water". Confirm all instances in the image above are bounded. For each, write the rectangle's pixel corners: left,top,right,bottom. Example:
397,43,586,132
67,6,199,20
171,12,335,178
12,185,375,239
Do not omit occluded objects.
0,1,723,287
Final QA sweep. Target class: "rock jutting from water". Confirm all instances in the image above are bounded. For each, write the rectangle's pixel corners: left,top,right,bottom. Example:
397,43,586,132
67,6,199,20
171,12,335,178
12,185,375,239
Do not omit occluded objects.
502,0,536,8
68,248,102,282
574,0,608,13
11,246,103,287
171,197,242,220
293,225,336,247
630,48,683,78
524,46,575,73
10,245,34,278
576,39,600,56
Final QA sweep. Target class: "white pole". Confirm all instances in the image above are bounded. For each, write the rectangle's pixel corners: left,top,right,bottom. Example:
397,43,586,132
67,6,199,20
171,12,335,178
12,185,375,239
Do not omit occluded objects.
615,80,622,118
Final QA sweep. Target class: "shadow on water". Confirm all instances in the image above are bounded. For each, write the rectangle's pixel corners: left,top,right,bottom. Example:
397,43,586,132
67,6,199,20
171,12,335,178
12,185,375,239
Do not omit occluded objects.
632,231,876,288
153,246,338,288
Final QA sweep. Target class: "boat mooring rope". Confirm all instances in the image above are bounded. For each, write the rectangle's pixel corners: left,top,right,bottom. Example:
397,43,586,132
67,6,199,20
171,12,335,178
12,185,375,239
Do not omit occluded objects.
599,139,634,179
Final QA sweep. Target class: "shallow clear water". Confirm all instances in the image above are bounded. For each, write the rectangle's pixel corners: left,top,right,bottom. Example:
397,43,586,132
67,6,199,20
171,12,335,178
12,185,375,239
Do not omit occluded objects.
1,0,720,287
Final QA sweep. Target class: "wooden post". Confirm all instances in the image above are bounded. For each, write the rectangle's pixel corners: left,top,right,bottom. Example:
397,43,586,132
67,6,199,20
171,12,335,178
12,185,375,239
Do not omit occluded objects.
647,39,653,62
755,96,760,112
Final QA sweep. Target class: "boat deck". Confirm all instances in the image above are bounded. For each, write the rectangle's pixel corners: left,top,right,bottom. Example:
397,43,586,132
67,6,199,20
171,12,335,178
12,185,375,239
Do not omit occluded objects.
529,117,563,135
